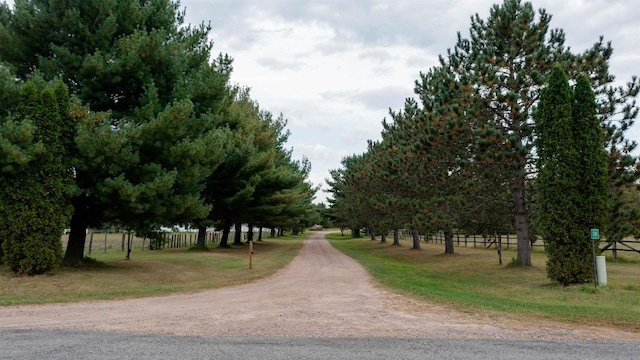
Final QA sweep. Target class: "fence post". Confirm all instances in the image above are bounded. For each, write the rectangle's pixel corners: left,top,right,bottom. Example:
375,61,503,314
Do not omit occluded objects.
498,234,502,264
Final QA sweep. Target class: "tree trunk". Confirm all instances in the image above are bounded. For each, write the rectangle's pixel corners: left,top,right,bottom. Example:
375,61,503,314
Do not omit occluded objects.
444,224,454,254
258,227,263,242
514,161,532,265
233,222,243,245
380,233,387,243
126,231,133,260
195,224,207,249
219,220,231,248
411,228,420,249
247,223,254,243
370,228,376,241
270,227,276,238
498,233,503,265
63,198,90,265
393,229,400,246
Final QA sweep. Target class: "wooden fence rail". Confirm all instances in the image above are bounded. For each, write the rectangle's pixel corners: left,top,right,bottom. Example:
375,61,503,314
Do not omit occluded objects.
395,230,639,258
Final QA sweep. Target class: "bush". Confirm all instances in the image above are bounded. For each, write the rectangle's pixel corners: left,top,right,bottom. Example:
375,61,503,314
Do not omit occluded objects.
2,235,61,275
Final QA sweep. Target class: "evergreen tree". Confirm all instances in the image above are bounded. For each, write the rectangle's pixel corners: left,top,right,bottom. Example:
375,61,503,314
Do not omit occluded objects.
573,74,608,246
446,0,564,266
410,66,478,254
0,0,232,264
444,0,637,265
326,154,370,237
0,78,72,274
618,185,640,239
536,65,595,284
363,139,405,243
0,68,41,175
383,100,428,249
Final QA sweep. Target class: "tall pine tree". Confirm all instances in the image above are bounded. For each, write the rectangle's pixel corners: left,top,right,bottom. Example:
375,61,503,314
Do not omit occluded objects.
444,0,637,265
1,0,232,264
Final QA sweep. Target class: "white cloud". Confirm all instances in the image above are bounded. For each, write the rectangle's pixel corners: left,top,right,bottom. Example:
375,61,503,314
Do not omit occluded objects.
293,143,351,165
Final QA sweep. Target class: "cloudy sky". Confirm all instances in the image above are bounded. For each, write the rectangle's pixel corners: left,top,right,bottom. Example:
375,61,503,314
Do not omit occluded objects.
175,0,639,203
6,0,638,203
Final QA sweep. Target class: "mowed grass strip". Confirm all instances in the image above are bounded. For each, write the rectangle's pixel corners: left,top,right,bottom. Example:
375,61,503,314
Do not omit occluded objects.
327,233,640,332
0,233,307,306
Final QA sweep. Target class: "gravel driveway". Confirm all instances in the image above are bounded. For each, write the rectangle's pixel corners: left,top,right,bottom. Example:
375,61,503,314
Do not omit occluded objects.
0,231,637,340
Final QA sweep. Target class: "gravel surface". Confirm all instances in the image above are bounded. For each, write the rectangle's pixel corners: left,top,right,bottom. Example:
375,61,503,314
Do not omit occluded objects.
0,231,638,341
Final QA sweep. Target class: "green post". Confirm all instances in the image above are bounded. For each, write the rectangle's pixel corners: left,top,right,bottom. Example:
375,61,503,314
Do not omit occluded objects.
591,229,599,289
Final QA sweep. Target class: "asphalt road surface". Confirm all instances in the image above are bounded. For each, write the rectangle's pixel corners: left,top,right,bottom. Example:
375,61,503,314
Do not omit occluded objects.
1,330,639,360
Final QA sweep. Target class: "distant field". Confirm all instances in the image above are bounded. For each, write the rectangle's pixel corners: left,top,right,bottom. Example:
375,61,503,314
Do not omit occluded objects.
0,232,308,306
327,233,640,332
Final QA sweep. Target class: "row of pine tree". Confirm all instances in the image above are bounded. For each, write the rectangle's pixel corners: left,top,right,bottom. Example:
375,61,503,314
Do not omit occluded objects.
0,1,318,274
326,0,640,284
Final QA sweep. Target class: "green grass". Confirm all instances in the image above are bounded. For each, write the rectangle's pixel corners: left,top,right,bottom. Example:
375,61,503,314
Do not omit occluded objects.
327,233,640,332
0,233,307,306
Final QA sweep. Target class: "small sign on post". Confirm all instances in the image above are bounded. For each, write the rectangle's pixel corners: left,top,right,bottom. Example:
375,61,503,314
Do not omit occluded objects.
591,228,599,289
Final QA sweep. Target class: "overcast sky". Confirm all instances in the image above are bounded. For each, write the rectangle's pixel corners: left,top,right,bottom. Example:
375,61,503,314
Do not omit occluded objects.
5,0,639,204
176,0,639,203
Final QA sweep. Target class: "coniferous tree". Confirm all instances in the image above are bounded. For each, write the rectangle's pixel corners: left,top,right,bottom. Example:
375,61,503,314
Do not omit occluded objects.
0,78,72,274
326,154,370,237
0,69,39,173
444,0,638,265
536,65,597,284
364,139,407,243
445,0,563,265
1,0,232,264
573,74,608,246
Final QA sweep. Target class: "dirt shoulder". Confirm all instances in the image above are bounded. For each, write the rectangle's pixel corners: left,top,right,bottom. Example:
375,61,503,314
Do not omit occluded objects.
0,231,637,340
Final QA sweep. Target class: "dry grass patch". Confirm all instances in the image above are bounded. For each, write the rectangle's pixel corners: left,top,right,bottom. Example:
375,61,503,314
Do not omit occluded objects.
1,234,306,305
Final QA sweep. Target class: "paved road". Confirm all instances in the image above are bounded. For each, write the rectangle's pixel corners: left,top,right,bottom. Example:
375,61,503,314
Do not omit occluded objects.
1,330,639,360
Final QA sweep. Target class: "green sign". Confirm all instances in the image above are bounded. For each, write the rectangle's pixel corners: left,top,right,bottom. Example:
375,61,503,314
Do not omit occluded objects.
590,228,599,240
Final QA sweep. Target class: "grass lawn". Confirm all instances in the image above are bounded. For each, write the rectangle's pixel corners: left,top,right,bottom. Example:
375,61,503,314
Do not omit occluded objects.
0,233,307,306
327,233,640,332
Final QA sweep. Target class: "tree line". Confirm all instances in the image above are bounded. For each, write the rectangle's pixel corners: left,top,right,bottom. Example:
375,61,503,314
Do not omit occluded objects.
326,0,640,285
0,0,319,275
